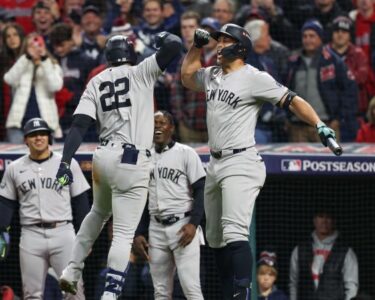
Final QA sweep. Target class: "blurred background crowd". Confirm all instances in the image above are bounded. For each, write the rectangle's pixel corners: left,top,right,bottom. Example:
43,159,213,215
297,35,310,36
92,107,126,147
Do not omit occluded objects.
1,0,375,145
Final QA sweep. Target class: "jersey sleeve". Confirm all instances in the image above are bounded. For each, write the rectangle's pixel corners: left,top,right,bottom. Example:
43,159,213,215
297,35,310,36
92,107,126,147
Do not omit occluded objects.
69,159,91,197
0,165,17,201
251,71,288,105
194,67,209,92
73,79,98,120
184,147,206,185
134,54,163,87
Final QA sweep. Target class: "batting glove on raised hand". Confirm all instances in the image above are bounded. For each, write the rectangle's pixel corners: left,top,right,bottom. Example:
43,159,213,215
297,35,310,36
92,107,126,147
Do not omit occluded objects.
316,121,336,147
194,29,210,48
56,162,73,186
0,228,10,261
153,31,170,49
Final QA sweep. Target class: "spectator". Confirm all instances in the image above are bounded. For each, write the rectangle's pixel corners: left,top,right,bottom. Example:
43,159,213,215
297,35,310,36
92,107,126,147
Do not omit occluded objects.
32,1,56,43
79,5,107,62
171,14,219,143
112,0,142,27
245,19,283,143
212,0,236,26
0,23,25,141
235,0,299,49
3,33,63,143
286,20,358,142
49,23,97,136
1,0,35,34
257,250,288,300
356,96,375,142
289,209,359,300
284,0,346,41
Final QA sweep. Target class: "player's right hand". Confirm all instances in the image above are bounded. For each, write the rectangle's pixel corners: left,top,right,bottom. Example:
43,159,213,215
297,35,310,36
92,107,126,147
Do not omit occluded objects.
154,31,170,49
194,29,210,48
133,235,150,261
0,229,10,261
56,162,73,186
316,121,336,147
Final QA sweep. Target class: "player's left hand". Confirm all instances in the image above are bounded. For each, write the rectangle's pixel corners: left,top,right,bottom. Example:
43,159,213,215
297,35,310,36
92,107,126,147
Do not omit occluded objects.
177,223,196,247
316,121,336,147
56,162,73,186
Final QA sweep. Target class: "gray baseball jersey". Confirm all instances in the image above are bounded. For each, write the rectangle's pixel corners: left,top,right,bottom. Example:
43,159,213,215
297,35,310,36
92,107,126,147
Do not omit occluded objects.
0,152,90,225
74,54,162,149
148,142,206,216
195,64,288,150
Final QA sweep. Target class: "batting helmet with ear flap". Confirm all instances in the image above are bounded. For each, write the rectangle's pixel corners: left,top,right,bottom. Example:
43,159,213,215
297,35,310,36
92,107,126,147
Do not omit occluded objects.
23,118,53,145
105,35,137,66
211,23,252,59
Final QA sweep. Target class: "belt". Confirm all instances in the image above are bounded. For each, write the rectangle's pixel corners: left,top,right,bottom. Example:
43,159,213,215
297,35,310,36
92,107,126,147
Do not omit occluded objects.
154,212,191,226
28,221,71,229
210,147,252,159
100,140,151,157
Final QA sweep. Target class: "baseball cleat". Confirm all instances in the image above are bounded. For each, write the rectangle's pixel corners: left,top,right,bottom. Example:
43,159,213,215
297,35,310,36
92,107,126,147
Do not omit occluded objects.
59,277,78,295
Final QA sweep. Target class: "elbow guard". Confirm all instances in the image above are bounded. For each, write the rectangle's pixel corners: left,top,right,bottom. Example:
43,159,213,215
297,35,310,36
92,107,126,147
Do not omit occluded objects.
282,91,297,111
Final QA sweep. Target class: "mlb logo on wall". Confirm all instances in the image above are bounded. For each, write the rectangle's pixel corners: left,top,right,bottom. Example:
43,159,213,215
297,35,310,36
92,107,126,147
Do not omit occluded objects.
281,159,302,171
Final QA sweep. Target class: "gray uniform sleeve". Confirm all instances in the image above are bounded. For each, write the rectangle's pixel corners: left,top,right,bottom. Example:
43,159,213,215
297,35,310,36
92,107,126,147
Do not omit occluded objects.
289,246,299,300
342,248,359,300
252,71,288,105
0,164,17,201
69,159,91,197
74,79,98,120
194,67,209,92
135,55,163,87
185,147,206,184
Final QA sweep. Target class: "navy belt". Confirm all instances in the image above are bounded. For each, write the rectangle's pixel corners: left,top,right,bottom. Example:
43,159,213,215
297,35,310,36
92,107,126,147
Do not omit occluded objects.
154,212,191,226
30,221,71,229
210,147,250,159
100,140,151,157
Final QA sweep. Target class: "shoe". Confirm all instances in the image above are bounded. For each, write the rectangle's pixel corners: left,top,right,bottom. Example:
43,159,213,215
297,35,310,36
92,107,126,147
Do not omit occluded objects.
100,291,118,299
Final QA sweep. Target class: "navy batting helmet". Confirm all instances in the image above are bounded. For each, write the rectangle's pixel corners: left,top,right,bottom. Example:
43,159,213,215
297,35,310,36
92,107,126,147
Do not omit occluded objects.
23,118,53,145
211,23,252,59
105,35,137,66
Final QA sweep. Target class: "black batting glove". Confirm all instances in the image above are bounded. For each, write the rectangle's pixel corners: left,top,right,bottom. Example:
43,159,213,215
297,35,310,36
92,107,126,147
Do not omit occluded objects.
154,31,170,49
316,121,336,147
56,162,73,186
194,29,210,48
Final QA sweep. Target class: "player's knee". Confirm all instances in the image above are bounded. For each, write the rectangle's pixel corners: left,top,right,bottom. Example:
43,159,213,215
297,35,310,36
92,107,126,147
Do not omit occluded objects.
92,207,111,221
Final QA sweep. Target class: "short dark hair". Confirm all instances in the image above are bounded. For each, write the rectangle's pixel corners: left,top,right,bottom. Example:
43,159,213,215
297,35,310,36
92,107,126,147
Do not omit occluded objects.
49,23,73,46
154,110,175,126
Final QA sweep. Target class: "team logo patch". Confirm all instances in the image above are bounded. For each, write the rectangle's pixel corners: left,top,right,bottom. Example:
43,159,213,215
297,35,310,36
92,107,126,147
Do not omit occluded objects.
320,64,335,81
281,159,302,171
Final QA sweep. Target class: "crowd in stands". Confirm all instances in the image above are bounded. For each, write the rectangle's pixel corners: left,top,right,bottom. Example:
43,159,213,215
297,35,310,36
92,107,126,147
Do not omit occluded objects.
0,0,375,144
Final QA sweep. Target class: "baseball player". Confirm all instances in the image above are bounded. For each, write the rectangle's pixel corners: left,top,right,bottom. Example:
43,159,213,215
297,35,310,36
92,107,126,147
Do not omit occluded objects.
55,33,182,300
181,23,339,300
0,117,90,300
133,110,206,300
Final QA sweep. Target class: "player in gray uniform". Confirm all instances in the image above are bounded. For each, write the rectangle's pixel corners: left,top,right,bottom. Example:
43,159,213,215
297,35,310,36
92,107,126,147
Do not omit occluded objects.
133,111,206,300
181,23,339,300
55,33,182,300
0,118,90,300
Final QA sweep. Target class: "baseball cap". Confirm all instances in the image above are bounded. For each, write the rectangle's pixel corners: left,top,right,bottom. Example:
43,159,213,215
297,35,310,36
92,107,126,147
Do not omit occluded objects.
257,250,278,269
332,16,353,32
32,1,51,13
82,5,101,17
201,17,220,31
302,19,324,39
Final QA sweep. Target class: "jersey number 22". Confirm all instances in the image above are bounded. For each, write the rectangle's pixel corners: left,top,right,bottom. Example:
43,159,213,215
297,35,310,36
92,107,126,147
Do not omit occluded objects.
99,77,131,112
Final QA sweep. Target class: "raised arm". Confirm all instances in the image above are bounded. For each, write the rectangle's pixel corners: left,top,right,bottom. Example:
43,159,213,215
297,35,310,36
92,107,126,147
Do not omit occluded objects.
181,29,211,91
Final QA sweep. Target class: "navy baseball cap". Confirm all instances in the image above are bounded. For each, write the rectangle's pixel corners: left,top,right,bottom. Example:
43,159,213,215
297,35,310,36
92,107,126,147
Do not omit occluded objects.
332,16,353,32
302,19,324,39
82,5,101,16
201,17,220,31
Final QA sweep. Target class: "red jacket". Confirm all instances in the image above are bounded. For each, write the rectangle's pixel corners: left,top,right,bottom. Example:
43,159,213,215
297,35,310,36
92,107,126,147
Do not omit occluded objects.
356,122,375,142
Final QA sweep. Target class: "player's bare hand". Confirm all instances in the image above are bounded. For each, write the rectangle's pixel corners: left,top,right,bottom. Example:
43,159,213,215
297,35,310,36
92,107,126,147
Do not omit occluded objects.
178,223,196,247
133,235,150,261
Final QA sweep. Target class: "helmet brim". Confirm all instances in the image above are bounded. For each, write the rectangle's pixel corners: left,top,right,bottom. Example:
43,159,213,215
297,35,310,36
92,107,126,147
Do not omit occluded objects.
211,30,238,42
